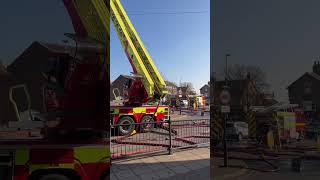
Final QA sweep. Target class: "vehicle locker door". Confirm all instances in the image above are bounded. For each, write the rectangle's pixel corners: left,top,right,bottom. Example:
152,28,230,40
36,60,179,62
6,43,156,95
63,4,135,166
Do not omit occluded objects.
0,151,13,180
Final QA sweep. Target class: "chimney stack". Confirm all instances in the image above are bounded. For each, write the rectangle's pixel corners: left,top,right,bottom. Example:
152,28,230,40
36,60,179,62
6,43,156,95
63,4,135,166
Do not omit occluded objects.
246,72,251,80
313,61,320,75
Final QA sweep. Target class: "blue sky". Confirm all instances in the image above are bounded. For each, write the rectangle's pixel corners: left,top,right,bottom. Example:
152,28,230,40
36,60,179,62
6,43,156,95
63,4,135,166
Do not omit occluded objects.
214,0,320,102
0,1,73,62
111,0,210,93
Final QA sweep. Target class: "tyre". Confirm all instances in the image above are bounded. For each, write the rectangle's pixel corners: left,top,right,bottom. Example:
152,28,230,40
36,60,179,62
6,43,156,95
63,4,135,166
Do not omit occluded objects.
101,169,110,180
118,116,135,136
38,174,70,180
139,115,155,132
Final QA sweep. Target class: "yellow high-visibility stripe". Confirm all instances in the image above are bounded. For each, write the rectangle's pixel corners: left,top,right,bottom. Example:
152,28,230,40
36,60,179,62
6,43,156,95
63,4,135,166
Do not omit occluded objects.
133,107,146,113
156,107,165,113
112,108,120,114
74,146,110,164
15,148,29,165
29,164,74,173
119,113,133,116
112,107,167,117
277,112,295,117
296,123,306,126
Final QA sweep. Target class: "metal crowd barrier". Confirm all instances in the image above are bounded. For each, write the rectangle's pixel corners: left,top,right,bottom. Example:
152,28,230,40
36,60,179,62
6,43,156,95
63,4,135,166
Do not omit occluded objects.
111,118,210,159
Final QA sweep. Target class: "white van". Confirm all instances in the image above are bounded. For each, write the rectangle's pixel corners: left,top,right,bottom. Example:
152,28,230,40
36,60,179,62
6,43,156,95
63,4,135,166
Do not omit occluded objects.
226,121,248,141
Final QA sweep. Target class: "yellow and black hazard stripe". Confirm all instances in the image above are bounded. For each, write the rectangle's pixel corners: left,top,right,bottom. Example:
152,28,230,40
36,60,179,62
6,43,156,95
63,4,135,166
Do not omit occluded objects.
211,111,223,140
176,97,180,107
272,111,278,123
271,112,284,148
247,110,256,139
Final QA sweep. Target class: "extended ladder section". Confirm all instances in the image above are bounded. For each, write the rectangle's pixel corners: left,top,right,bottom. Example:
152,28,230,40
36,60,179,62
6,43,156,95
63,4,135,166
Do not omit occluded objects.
64,0,167,100
63,0,110,45
110,0,167,100
63,0,110,79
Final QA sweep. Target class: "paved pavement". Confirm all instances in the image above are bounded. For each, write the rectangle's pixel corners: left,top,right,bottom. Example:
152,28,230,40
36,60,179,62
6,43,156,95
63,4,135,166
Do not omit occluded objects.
213,157,249,180
159,166,210,180
111,146,250,180
111,147,210,180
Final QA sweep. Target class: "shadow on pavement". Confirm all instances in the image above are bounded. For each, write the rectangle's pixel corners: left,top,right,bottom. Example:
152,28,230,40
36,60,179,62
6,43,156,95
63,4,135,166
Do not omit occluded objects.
111,148,210,180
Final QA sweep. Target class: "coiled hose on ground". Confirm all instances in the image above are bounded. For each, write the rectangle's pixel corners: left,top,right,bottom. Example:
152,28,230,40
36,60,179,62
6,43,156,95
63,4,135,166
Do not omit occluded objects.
214,137,320,173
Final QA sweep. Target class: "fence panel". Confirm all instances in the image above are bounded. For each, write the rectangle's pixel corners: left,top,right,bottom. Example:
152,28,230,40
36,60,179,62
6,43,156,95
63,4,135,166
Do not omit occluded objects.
111,119,210,159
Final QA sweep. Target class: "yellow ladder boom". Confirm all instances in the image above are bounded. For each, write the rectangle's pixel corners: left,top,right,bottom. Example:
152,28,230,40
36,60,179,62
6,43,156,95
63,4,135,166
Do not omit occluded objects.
64,0,167,100
66,0,110,45
110,0,167,100
63,0,110,79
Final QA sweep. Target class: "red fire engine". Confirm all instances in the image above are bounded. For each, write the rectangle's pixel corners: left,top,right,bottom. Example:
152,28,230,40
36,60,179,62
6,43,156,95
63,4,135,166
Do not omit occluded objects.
1,0,171,178
0,0,111,179
109,0,169,135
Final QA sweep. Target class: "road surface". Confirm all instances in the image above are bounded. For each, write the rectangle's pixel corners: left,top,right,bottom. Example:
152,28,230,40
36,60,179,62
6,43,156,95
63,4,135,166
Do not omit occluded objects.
234,171,320,180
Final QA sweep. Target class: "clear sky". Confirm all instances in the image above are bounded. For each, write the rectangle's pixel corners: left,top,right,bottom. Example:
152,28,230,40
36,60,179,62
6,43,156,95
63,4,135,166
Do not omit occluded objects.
213,0,320,102
0,1,73,62
111,0,210,93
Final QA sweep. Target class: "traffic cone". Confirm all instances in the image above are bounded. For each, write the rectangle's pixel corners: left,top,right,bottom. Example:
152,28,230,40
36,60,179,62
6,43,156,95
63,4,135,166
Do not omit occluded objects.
130,130,136,136
267,130,275,151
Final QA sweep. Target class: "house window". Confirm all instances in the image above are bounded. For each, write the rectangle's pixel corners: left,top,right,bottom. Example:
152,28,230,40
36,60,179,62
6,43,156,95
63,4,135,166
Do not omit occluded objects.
304,80,312,94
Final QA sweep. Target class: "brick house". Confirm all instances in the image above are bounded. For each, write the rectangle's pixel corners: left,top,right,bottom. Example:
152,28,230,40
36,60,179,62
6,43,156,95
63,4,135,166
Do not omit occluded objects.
0,63,16,125
110,75,178,102
200,83,210,97
110,75,134,101
212,74,262,112
0,41,73,124
165,81,178,96
288,61,320,112
200,83,210,105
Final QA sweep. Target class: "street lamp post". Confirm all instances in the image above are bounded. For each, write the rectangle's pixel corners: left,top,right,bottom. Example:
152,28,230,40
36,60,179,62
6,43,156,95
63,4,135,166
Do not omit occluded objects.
225,53,231,85
224,52,231,167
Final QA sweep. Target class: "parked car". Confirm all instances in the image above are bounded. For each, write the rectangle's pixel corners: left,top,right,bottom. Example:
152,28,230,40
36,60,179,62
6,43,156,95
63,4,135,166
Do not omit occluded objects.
226,121,248,141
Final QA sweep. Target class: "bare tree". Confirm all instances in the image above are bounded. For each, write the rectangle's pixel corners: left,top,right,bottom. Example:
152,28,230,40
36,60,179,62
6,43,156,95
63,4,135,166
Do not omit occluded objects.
0,59,7,74
227,64,268,90
179,82,196,95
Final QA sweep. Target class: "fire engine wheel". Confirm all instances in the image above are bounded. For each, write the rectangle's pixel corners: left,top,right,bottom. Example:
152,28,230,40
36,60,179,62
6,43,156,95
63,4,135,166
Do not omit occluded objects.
140,115,155,132
118,116,135,136
38,174,70,180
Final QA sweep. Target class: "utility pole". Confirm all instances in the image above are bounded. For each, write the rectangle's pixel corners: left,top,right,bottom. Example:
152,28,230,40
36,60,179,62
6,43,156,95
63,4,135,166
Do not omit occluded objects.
225,53,230,85
223,52,231,167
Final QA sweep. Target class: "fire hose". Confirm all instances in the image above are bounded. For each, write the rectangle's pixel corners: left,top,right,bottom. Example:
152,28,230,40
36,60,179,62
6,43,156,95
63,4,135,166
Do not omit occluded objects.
214,148,280,172
214,135,320,173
